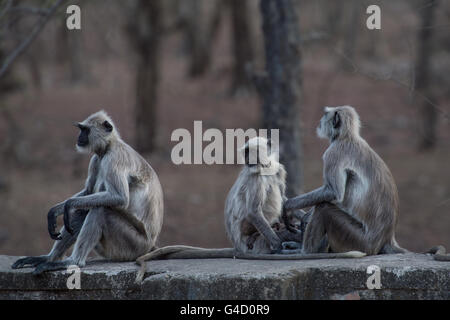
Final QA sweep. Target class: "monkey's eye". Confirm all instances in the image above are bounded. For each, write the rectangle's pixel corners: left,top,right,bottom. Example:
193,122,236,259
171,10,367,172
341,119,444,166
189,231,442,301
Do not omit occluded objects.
103,120,113,132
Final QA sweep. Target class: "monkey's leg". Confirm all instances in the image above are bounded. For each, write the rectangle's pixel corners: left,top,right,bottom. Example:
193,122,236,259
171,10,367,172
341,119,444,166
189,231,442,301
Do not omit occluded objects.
12,210,88,270
99,210,151,261
246,222,284,250
247,212,282,252
32,208,103,274
303,203,369,254
48,210,89,261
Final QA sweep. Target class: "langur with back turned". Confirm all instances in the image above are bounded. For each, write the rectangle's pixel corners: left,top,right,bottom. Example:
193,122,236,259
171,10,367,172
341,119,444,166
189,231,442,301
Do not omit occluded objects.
283,105,450,261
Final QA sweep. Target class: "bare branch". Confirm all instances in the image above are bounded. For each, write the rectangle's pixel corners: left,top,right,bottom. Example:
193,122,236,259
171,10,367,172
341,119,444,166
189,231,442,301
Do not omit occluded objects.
331,47,449,121
0,0,13,20
0,0,66,79
8,6,51,16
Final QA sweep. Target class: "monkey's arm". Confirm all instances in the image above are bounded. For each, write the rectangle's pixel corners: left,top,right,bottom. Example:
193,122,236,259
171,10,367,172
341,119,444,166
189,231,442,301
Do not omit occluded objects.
47,155,100,240
246,189,282,252
284,164,347,211
62,163,128,234
284,185,336,210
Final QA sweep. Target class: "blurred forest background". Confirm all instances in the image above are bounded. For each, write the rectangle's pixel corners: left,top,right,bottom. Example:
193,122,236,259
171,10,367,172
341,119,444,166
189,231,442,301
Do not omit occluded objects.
0,0,449,257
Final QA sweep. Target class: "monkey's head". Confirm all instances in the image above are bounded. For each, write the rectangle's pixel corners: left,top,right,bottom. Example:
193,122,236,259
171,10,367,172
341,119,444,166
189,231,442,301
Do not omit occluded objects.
316,106,361,142
75,110,119,155
242,137,272,167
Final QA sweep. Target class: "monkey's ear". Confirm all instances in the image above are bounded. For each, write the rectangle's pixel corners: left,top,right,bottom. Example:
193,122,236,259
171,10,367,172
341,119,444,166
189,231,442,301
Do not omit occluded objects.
103,120,113,132
333,111,341,129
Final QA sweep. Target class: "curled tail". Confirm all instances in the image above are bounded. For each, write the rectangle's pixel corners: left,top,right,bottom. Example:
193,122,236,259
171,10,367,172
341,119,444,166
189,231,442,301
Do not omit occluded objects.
135,246,236,283
381,239,449,261
425,245,450,261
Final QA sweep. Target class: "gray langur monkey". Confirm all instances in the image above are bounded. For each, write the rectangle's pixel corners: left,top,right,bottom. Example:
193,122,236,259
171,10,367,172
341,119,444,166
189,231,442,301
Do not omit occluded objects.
135,137,365,282
12,111,164,274
283,106,450,261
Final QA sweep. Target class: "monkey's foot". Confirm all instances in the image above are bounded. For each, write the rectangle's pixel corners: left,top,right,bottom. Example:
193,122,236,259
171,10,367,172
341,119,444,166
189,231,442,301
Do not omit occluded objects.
280,242,303,254
32,260,75,275
282,241,302,251
11,256,49,269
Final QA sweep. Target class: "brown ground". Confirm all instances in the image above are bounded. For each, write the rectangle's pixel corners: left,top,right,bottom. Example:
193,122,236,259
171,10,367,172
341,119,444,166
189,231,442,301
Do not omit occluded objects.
0,1,448,257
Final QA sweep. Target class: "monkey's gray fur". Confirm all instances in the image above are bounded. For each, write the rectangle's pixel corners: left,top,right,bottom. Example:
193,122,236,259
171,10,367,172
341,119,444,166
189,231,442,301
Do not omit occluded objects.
283,106,404,255
12,111,164,274
283,106,449,261
135,137,364,283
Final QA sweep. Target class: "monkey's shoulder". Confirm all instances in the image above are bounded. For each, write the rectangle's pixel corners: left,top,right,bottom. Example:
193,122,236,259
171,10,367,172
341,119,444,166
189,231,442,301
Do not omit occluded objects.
97,143,155,184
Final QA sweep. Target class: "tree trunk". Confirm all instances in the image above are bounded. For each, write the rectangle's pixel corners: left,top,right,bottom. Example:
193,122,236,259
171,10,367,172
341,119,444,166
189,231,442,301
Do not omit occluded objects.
135,53,159,153
341,0,359,71
180,0,223,77
257,0,303,197
126,0,161,153
229,0,254,94
57,19,86,84
416,0,438,150
0,45,22,164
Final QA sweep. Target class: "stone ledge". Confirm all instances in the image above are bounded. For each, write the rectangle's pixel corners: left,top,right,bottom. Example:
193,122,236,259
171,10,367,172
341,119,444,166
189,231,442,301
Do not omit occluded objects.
0,254,448,299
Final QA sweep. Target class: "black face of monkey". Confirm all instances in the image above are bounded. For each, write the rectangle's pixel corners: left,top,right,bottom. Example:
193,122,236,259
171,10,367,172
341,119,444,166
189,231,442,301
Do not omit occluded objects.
244,146,258,166
244,140,271,167
76,124,90,147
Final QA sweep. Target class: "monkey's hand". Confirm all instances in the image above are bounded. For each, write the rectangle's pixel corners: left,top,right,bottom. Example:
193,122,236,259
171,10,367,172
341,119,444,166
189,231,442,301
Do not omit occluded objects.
282,205,299,234
246,232,260,250
269,238,283,254
63,200,75,235
47,207,62,240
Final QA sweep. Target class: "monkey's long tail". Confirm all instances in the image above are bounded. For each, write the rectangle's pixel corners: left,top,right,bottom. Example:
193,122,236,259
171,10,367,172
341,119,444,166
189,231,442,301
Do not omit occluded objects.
135,246,236,283
234,251,366,260
134,246,366,283
379,241,449,261
425,245,450,261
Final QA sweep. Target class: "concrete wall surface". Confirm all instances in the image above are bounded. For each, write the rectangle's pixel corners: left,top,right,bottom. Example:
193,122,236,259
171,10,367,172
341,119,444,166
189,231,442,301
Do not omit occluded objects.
0,254,448,299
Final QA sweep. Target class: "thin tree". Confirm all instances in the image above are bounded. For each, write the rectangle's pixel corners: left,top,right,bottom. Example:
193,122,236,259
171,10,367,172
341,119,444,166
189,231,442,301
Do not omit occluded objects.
229,0,254,94
254,0,303,197
178,0,223,78
341,0,360,71
125,0,161,153
0,0,66,79
415,0,439,150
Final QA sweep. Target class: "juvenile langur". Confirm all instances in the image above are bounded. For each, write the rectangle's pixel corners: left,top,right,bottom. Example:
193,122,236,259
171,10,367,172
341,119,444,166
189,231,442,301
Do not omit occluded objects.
135,137,364,282
283,106,450,262
12,111,164,274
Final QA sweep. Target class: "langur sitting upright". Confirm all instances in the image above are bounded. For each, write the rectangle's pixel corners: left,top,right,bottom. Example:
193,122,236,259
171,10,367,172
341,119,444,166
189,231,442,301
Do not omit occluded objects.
12,111,164,274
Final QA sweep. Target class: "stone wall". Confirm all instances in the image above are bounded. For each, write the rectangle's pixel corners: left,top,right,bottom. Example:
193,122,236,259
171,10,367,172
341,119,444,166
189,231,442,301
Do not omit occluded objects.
0,253,448,299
